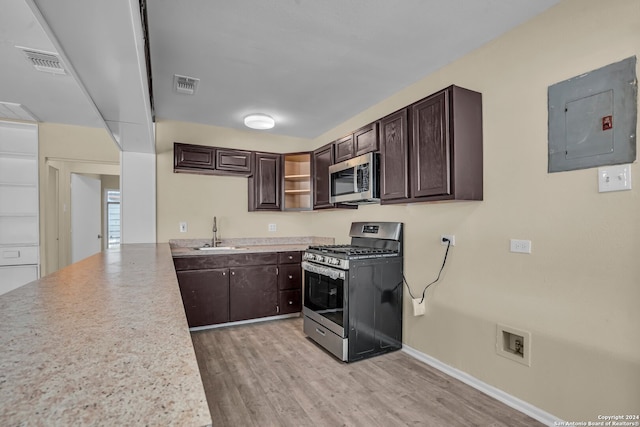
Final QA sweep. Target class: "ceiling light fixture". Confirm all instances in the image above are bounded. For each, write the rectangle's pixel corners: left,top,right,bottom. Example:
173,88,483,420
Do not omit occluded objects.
244,113,275,130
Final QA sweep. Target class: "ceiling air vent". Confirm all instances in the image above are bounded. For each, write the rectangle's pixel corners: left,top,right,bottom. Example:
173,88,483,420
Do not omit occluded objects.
18,47,66,75
173,74,199,95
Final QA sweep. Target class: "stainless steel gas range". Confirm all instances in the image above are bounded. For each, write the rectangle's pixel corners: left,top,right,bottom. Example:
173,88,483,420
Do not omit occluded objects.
302,222,403,362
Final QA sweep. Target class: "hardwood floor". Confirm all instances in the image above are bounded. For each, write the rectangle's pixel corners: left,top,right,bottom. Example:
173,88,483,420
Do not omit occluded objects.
191,317,544,427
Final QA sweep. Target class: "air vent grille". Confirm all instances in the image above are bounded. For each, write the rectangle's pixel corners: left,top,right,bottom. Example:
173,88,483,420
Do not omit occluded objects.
18,47,66,75
173,74,199,95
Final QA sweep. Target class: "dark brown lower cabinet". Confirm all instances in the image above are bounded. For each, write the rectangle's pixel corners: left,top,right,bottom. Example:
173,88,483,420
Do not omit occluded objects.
279,289,302,314
174,251,302,328
229,266,278,321
176,269,229,327
277,252,302,314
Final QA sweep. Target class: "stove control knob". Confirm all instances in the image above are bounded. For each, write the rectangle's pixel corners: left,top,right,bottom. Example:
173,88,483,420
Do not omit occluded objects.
315,255,324,262
329,258,339,265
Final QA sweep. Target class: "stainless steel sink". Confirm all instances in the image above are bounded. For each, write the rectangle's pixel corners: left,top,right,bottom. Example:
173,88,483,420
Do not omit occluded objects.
195,246,247,251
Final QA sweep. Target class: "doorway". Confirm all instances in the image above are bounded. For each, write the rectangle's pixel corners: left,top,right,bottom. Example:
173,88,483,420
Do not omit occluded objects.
44,159,119,274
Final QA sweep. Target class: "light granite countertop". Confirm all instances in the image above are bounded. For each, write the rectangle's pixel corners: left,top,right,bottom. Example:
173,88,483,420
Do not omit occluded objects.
170,236,334,257
0,244,212,426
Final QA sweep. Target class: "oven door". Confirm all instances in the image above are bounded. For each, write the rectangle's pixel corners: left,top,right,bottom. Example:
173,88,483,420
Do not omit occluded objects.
302,261,347,337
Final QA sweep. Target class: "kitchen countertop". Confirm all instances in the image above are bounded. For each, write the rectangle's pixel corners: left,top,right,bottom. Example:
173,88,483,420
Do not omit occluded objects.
0,244,212,426
170,236,335,257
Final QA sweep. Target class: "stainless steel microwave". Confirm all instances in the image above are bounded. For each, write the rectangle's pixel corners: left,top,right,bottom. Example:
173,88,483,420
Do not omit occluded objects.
328,152,380,204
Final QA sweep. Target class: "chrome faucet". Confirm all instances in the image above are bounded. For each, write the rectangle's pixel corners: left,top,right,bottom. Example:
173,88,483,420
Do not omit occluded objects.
212,216,219,247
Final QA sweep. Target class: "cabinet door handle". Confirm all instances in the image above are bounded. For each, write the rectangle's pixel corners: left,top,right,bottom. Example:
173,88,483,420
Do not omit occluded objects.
288,275,293,279
222,272,226,276
288,255,293,260
231,271,235,276
288,300,293,305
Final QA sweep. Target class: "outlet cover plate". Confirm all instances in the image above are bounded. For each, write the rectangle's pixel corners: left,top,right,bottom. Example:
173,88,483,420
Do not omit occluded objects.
441,234,456,246
412,298,426,316
510,239,531,254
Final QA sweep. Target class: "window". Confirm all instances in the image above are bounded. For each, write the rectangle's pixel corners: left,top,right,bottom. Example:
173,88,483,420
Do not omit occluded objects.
106,190,120,248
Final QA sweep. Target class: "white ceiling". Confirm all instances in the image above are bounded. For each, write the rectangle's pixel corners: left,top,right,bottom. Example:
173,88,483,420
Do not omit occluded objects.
0,0,561,150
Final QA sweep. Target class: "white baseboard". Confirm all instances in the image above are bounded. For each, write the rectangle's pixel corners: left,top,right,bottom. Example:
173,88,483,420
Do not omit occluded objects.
402,345,562,427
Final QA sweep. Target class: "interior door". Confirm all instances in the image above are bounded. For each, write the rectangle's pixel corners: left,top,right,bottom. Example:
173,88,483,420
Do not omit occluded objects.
71,174,101,263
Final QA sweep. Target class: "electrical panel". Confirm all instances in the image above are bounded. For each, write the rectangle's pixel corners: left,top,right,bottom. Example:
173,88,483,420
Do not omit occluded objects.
548,56,637,173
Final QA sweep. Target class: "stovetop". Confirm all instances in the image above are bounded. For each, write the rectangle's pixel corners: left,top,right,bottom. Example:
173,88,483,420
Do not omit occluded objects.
307,244,399,258
303,222,403,270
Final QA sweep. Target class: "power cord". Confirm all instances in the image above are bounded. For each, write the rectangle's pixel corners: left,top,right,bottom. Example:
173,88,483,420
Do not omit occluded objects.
404,237,452,304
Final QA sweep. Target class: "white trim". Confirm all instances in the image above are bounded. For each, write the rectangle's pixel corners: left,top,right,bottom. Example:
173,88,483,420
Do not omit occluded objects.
189,313,300,332
402,345,563,427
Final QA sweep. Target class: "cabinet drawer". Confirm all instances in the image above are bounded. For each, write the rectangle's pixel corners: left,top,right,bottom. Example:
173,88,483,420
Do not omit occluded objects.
278,251,301,264
0,246,38,266
279,289,301,314
278,263,301,290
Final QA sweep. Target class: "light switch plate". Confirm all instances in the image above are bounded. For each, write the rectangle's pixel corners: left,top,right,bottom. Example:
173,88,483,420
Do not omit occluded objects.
598,164,632,192
179,222,187,233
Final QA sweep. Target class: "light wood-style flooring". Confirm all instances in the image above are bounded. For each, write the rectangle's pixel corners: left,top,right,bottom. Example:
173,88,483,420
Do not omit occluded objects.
191,317,543,427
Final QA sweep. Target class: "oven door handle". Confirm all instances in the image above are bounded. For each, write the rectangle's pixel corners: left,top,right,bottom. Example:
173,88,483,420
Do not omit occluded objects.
301,261,346,280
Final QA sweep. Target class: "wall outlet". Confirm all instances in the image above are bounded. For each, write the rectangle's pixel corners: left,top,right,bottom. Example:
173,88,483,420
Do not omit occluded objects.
268,223,277,232
179,222,187,233
412,298,426,316
510,239,531,254
441,235,455,246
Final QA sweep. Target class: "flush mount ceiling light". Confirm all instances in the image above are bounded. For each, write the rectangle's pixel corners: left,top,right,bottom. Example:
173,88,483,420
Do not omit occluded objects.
244,113,275,130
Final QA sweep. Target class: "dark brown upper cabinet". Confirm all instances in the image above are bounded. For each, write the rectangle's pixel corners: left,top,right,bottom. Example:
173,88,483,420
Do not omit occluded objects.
334,134,355,163
248,152,282,211
312,142,334,209
174,142,253,176
333,123,379,164
379,109,410,201
216,148,253,173
380,85,483,204
354,123,378,157
174,143,215,171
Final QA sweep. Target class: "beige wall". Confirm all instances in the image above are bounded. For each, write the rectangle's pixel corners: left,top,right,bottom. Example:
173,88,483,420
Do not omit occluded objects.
155,0,639,421
156,120,318,242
